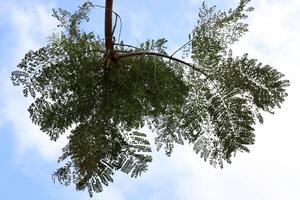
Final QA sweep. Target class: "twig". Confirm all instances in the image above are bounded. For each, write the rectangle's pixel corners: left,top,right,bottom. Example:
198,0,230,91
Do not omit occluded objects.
114,43,141,50
170,40,192,58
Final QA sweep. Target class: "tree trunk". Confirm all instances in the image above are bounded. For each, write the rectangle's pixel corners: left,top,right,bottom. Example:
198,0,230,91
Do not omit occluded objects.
105,0,114,52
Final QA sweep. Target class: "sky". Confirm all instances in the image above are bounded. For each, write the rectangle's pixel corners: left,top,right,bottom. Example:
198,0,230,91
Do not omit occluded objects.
0,0,300,199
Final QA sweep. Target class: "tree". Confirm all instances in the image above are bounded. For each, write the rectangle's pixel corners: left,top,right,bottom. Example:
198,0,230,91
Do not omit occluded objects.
11,0,289,197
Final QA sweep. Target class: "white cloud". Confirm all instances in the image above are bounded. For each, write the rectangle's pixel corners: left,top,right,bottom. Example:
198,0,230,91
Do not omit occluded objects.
0,0,66,161
9,1,58,59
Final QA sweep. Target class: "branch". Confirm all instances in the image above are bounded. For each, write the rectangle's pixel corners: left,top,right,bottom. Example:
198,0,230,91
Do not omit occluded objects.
118,52,207,75
104,0,114,51
91,4,123,42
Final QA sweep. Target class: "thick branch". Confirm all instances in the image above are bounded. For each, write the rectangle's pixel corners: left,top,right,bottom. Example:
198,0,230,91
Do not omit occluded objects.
105,0,114,51
92,4,122,42
118,52,207,75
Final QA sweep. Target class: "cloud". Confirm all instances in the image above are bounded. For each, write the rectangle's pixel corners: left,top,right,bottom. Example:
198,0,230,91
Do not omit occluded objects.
0,0,66,162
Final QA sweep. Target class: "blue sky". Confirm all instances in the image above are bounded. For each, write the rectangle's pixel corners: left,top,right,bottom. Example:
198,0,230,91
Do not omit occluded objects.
1,0,300,199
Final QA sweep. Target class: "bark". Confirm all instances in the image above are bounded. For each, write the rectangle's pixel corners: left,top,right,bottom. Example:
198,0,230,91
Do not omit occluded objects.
104,0,114,52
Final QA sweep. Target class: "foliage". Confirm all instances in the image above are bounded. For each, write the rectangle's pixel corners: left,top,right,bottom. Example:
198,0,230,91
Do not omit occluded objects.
11,0,289,197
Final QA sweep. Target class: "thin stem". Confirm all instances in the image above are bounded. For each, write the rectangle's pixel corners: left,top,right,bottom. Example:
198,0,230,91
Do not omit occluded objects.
114,43,140,50
170,40,192,58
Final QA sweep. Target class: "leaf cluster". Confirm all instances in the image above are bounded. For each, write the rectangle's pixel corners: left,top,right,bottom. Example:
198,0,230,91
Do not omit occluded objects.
11,0,289,196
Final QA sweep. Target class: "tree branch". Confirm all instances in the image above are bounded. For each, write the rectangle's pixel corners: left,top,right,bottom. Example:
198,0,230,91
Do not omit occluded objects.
118,52,207,75
91,4,123,42
105,0,114,51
